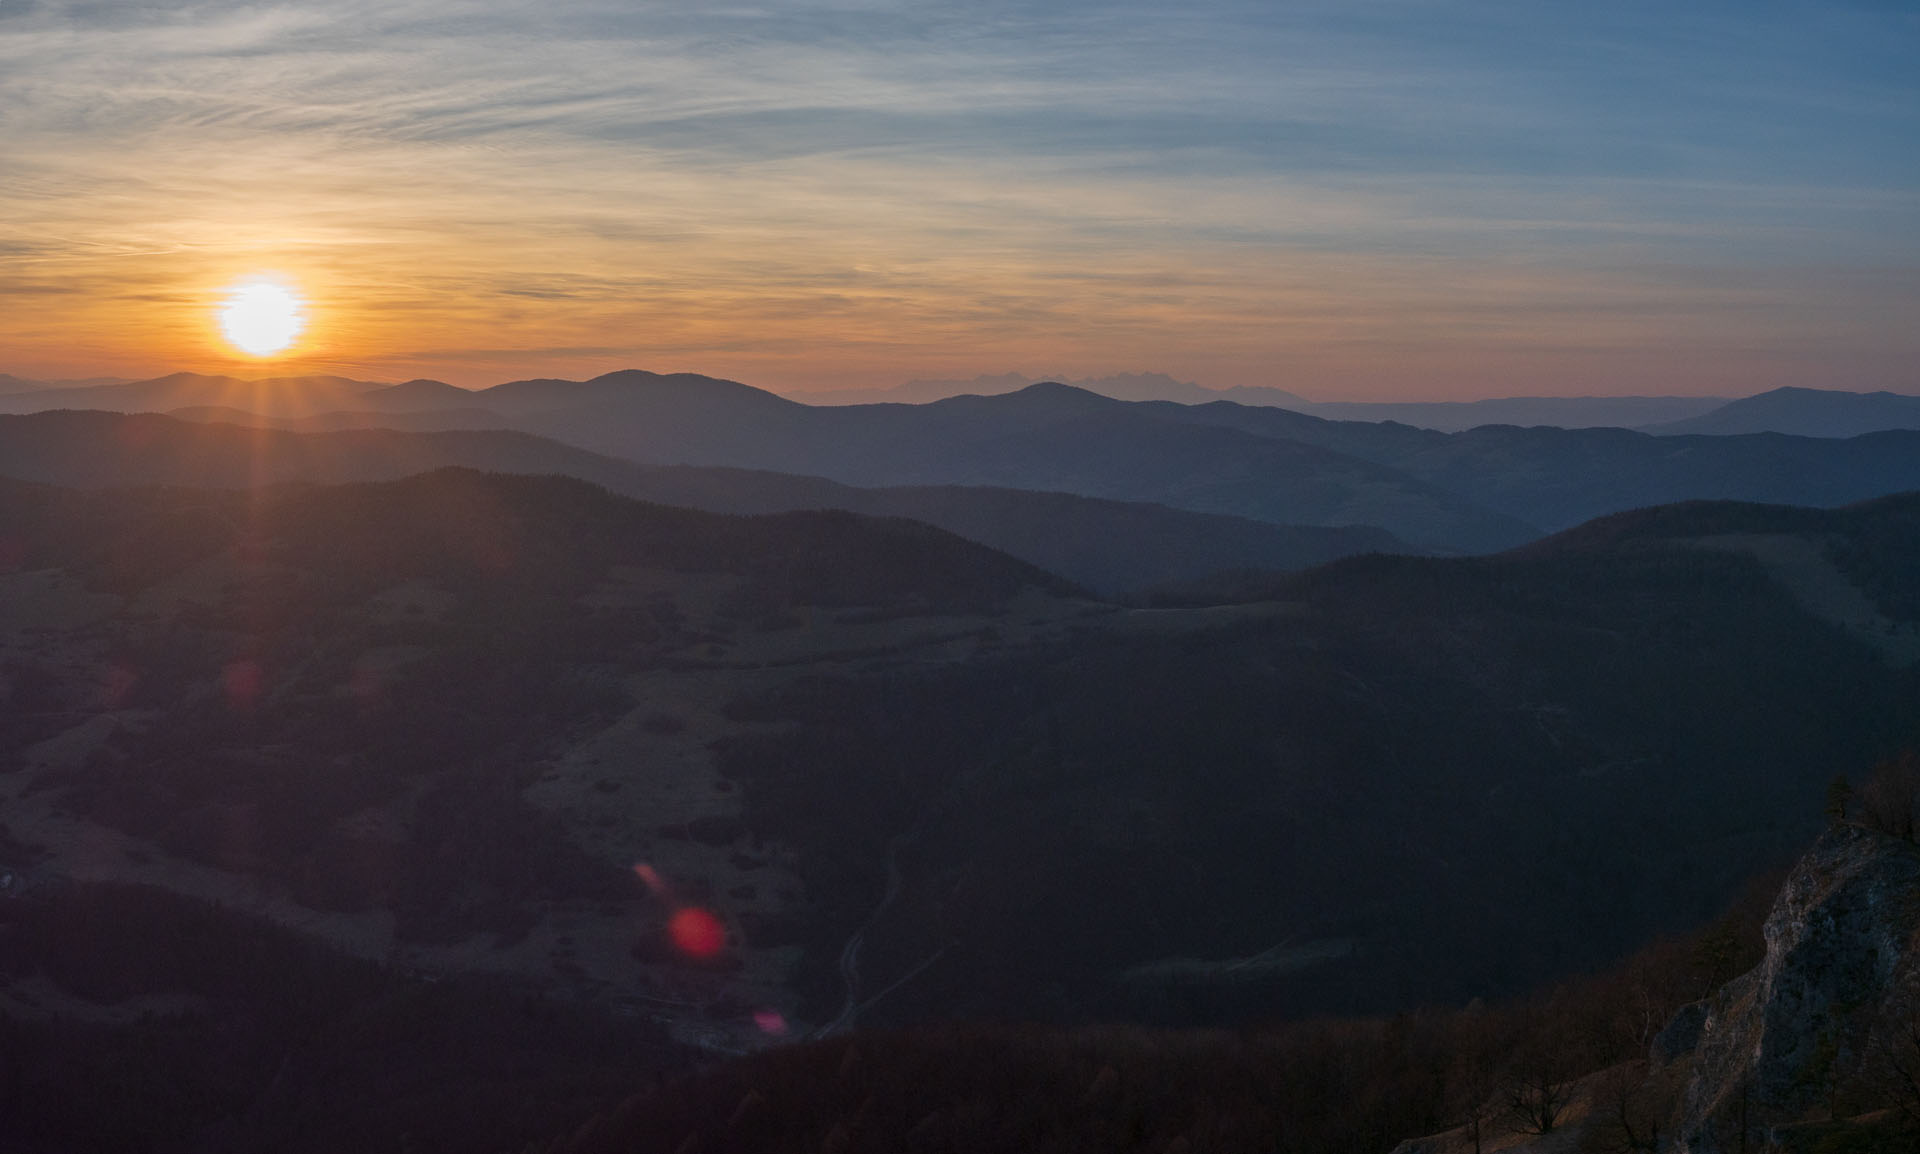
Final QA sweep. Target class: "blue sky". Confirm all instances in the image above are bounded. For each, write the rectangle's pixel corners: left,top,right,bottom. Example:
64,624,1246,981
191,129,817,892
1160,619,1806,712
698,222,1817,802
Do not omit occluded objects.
1,0,1915,396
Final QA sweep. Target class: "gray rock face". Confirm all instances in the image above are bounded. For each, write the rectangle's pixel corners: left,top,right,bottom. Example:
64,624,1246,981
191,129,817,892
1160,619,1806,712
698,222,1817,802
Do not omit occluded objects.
1675,826,1920,1153
1651,1001,1709,1067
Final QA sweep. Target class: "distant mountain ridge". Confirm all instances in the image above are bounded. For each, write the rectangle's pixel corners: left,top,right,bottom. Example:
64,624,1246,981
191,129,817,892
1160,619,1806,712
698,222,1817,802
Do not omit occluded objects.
0,372,134,395
15,367,1920,436
1305,393,1728,431
479,375,1536,552
796,373,1728,430
795,371,1314,408
11,368,1920,553
0,410,1404,594
1646,385,1920,437
0,371,408,418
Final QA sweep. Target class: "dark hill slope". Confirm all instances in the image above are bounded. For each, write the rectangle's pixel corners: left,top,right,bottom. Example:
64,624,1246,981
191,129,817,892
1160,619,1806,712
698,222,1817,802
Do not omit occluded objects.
0,409,614,490
613,468,1405,595
1523,491,1920,624
0,883,688,1154
0,470,1073,968
0,468,1075,610
707,496,1920,1029
0,411,1408,593
258,470,1078,611
5,475,1915,1044
167,404,517,432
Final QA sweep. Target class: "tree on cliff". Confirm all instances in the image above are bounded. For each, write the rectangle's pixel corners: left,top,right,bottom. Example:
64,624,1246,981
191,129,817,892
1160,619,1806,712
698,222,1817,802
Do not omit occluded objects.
1828,775,1855,825
1859,751,1920,842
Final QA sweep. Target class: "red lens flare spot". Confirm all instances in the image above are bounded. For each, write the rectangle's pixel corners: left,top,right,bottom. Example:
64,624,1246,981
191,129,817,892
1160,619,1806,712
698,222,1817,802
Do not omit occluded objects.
633,863,667,897
753,1009,789,1036
223,660,263,709
668,907,726,960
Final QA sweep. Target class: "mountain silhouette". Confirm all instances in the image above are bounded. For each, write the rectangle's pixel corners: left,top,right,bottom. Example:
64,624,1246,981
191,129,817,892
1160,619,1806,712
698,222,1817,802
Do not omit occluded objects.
15,367,1920,553
0,371,392,418
1645,385,1920,437
0,410,1401,593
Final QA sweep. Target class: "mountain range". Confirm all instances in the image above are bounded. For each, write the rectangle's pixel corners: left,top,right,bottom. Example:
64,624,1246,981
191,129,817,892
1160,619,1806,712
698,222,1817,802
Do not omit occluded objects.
2,397,1918,1151
794,373,1920,436
7,369,1917,437
4,465,1915,1039
1644,385,1920,438
0,411,1401,595
8,371,1920,564
797,373,1734,431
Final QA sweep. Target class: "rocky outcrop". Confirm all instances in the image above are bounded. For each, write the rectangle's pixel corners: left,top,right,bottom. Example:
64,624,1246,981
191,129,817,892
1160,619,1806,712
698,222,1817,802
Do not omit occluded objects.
1650,1001,1709,1067
1674,825,1920,1153
1383,826,1920,1154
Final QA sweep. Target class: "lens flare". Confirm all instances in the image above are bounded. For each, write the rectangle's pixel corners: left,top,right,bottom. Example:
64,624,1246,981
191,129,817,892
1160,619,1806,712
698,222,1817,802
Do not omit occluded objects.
633,863,667,897
753,1009,789,1036
668,907,726,960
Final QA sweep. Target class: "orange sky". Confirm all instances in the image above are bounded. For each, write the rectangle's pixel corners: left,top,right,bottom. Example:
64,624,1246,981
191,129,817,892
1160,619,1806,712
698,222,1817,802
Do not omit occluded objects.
3,2,1915,401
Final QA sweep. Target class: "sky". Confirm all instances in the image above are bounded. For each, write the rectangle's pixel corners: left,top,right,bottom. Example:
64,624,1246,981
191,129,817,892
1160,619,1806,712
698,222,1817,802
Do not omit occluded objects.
1,0,1916,400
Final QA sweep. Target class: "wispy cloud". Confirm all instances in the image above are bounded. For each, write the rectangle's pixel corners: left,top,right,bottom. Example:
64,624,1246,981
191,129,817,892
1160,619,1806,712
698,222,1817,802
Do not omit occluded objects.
0,0,1915,395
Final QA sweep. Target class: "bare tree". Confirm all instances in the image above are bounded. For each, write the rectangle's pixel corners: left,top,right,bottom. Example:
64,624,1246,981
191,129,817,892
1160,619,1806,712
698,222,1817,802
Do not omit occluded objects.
1504,1059,1570,1136
1578,1062,1678,1154
1859,752,1920,842
1863,982,1920,1126
1827,774,1854,826
1449,1050,1499,1154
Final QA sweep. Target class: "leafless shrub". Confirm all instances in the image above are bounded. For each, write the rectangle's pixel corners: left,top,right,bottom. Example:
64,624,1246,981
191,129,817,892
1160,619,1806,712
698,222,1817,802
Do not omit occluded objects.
1504,1058,1571,1136
1858,752,1920,842
1577,1062,1677,1154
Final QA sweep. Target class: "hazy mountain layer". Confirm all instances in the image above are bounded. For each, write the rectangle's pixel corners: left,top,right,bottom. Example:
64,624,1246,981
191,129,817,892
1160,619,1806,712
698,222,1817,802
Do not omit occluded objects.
437,374,1534,552
1301,393,1727,431
422,371,1920,545
1646,385,1920,438
794,374,1726,430
1149,398,1920,532
0,373,138,395
0,372,391,418
794,371,1314,408
14,367,1920,559
0,411,1404,594
0,370,1543,551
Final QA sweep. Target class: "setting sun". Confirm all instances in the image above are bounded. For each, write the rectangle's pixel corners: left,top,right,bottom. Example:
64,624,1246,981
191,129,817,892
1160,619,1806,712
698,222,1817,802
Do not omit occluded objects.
218,280,305,357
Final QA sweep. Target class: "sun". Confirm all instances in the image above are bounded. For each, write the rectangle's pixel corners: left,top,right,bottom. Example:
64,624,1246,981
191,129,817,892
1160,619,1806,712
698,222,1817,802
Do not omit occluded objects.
217,279,306,356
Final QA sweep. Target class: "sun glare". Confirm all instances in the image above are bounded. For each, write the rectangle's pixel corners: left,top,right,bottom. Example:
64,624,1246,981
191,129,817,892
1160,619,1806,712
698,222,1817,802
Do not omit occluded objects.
218,280,305,356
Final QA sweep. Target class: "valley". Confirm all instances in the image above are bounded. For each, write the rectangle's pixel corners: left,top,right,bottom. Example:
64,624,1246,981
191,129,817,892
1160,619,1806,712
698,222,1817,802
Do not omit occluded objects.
1,380,1917,1152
